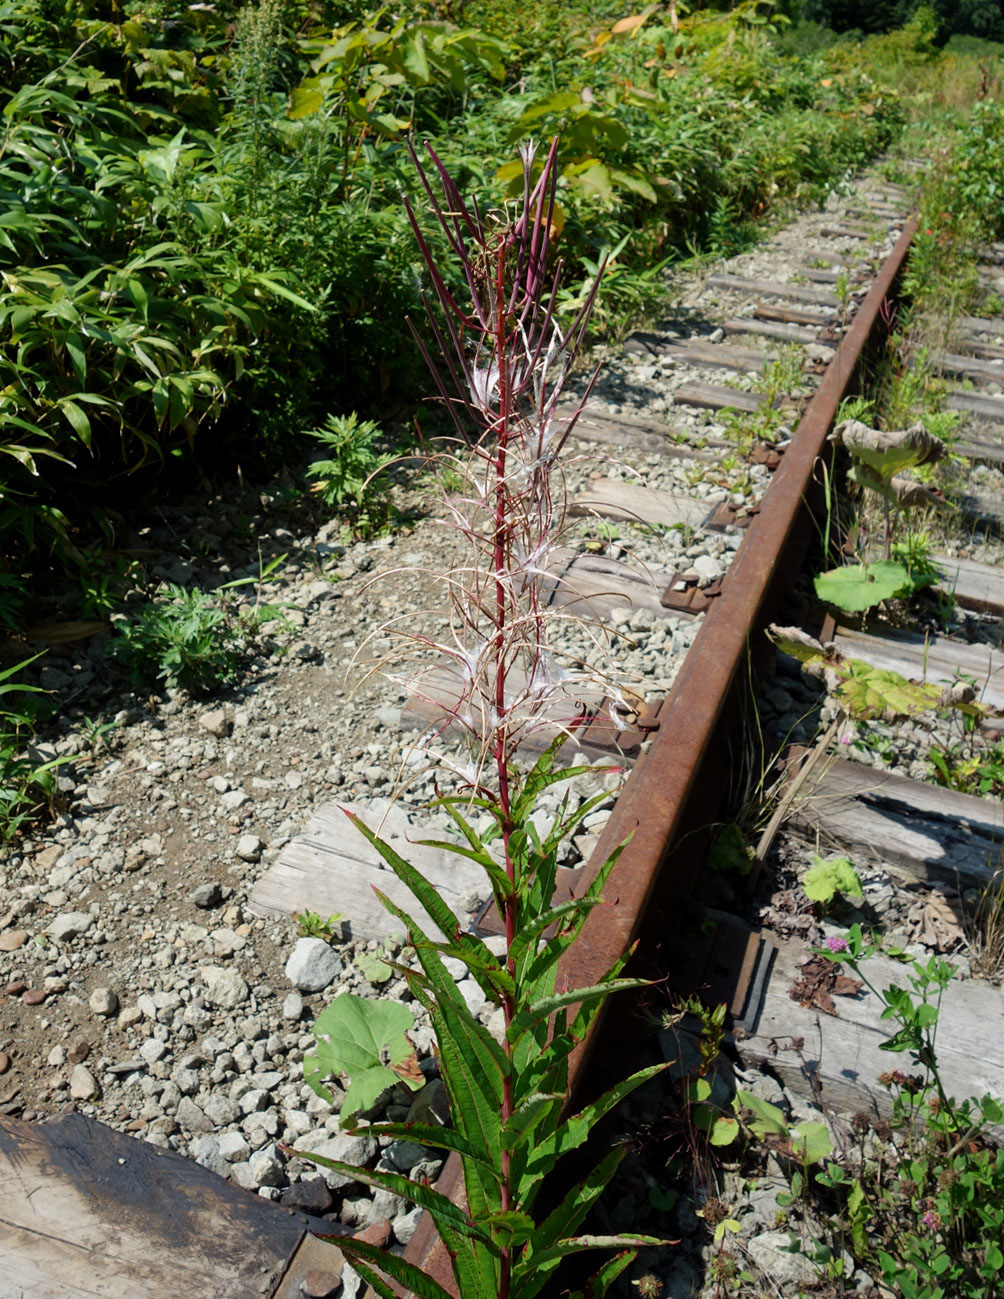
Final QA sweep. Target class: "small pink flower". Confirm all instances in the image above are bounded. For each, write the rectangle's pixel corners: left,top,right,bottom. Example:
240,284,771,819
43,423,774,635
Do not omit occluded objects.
921,1209,942,1231
824,936,849,953
839,731,853,746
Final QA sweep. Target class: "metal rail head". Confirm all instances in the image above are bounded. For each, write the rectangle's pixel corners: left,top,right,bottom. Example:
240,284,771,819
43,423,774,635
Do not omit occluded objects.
398,217,918,1299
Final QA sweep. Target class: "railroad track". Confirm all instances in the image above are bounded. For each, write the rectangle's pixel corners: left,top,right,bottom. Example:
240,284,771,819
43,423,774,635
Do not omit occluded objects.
386,176,1004,1293
6,160,1004,1298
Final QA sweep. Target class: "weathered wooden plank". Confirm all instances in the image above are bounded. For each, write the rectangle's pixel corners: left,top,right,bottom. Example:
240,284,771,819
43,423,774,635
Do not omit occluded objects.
928,349,1004,381
707,274,839,306
538,546,689,621
753,303,835,327
799,249,845,265
725,317,821,344
625,332,770,373
955,339,1004,361
673,381,765,413
946,390,1004,422
0,1112,337,1299
667,340,769,373
249,799,490,939
956,314,1004,336
954,433,1004,466
789,755,1004,889
560,404,718,460
397,658,619,763
958,485,1004,529
799,268,842,284
569,479,709,530
741,937,1004,1119
934,552,1004,613
832,623,1004,711
817,225,871,240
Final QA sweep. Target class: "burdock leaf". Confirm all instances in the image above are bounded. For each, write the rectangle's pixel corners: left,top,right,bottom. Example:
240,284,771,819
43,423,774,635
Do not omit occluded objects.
309,993,414,1079
341,1065,402,1118
814,561,910,613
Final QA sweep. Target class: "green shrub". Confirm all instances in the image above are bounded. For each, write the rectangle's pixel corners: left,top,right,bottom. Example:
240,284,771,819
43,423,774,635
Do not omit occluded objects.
108,584,269,694
305,412,395,536
0,654,62,841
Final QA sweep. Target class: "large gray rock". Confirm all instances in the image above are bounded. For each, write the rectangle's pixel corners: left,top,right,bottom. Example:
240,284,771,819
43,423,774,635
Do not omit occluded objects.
69,1065,98,1100
190,1135,228,1178
47,912,93,942
201,965,249,1010
285,938,342,993
304,1133,378,1190
218,1130,251,1163
176,1097,213,1134
746,1232,820,1287
89,987,118,1017
236,834,264,863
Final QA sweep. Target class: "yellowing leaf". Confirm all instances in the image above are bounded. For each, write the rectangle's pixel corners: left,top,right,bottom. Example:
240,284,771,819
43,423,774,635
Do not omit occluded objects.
612,11,652,34
288,84,324,119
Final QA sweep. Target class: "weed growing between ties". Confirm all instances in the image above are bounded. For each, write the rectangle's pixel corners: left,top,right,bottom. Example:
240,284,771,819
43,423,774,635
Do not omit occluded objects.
771,929,1004,1298
304,413,397,539
812,417,947,617
108,582,287,695
295,140,671,1298
656,916,1004,1295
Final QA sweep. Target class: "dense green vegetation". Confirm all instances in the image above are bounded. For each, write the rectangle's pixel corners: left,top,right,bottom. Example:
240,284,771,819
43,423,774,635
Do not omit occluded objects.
0,0,999,637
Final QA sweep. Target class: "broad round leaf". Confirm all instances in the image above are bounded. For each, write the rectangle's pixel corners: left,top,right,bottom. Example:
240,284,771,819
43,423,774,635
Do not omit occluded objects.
814,561,910,613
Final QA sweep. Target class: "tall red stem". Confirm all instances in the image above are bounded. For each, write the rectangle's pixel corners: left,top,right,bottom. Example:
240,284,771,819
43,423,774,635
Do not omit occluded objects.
492,231,515,1299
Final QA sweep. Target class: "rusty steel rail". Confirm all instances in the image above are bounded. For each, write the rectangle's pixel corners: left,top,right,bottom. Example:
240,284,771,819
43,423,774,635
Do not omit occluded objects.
399,217,919,1297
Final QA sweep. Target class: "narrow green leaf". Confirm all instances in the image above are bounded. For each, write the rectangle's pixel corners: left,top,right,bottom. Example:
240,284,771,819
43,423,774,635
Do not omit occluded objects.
59,399,91,447
572,1249,638,1299
502,1092,562,1151
338,1237,457,1299
508,979,647,1045
350,811,465,943
520,1233,669,1274
519,1063,667,1204
64,332,86,383
251,272,316,312
288,1154,494,1247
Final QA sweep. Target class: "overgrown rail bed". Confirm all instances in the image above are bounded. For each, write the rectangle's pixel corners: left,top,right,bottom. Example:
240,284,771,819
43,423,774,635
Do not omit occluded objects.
4,7,1004,1298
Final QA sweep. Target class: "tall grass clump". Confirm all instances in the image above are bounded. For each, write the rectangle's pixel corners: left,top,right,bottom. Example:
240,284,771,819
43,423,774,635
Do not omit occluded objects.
299,138,668,1299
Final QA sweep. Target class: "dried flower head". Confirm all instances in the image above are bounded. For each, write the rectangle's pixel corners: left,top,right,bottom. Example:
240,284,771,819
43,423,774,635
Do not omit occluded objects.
372,137,628,785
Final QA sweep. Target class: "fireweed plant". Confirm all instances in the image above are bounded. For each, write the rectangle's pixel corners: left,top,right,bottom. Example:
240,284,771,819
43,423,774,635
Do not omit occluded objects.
297,141,669,1298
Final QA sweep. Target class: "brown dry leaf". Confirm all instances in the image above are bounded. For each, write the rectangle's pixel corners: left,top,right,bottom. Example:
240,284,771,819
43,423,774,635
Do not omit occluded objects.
392,1050,425,1087
906,892,964,951
789,956,863,1017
